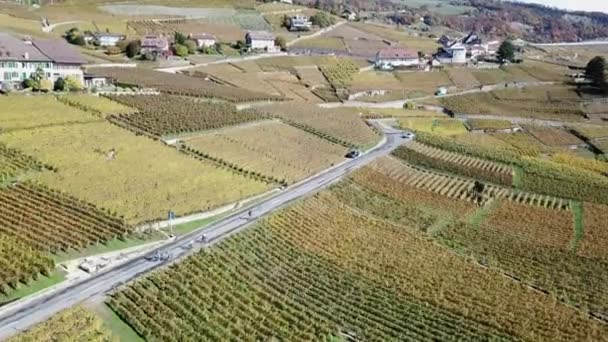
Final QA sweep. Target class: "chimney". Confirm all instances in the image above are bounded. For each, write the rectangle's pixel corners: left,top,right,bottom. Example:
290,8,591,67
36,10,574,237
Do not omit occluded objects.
24,52,29,60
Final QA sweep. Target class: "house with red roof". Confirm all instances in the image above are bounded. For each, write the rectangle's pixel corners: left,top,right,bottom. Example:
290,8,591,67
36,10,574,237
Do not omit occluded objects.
140,35,170,57
374,47,420,70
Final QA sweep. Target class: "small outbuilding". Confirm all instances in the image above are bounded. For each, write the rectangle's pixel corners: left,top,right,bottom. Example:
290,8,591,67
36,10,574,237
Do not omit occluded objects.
189,33,216,48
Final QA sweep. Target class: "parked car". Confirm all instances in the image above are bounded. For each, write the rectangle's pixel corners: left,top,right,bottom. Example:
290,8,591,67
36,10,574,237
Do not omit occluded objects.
345,149,361,158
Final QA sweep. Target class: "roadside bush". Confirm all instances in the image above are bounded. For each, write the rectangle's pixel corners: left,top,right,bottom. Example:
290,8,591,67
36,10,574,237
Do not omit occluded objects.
173,44,189,57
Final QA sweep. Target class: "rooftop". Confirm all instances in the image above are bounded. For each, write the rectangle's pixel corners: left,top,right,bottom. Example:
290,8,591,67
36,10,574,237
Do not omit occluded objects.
376,47,418,60
141,35,169,48
0,33,51,62
32,38,87,64
190,33,216,40
246,31,275,41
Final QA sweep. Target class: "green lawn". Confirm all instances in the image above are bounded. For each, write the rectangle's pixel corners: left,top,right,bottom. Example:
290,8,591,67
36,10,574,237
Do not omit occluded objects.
172,216,223,235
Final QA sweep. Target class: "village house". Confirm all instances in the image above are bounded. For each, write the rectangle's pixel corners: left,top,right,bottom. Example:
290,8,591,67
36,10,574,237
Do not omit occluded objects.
0,33,85,86
341,8,358,21
140,35,170,57
93,32,126,47
375,47,420,70
245,31,277,52
189,33,216,48
436,31,498,64
289,15,312,31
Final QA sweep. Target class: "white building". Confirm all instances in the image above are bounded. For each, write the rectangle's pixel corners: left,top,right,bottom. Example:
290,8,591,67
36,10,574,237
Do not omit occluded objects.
289,15,312,31
245,31,277,52
0,33,85,86
94,32,126,47
375,47,420,69
32,38,86,83
189,33,217,48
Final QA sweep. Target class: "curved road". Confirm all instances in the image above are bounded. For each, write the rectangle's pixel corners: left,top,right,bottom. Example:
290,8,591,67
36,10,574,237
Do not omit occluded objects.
0,122,409,340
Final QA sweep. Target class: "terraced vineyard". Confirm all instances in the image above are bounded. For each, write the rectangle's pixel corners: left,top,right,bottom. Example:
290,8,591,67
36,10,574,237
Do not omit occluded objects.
0,234,54,296
522,125,584,146
437,200,608,320
0,182,131,253
0,122,270,225
260,103,380,149
465,119,514,131
318,57,360,89
414,131,608,204
0,96,102,132
58,94,136,117
88,68,284,103
107,94,266,137
8,306,116,342
108,190,608,341
393,142,514,186
344,159,608,320
368,156,568,209
440,88,586,121
185,121,346,184
0,143,49,182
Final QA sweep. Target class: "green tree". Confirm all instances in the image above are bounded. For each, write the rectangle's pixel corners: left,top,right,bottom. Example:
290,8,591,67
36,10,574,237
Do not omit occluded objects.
54,77,66,91
586,56,607,92
497,40,515,63
184,40,198,54
275,36,287,51
173,43,188,57
174,32,187,45
282,15,291,29
311,12,335,28
126,40,141,58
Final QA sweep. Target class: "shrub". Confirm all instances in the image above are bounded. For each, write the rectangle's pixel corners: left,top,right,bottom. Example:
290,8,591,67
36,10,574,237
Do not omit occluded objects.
173,44,188,57
65,76,83,91
105,46,122,55
184,40,198,54
126,40,141,58
54,77,66,91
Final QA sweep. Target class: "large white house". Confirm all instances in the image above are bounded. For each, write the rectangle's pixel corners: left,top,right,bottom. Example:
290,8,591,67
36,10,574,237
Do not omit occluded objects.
245,31,277,52
0,33,85,86
375,47,420,69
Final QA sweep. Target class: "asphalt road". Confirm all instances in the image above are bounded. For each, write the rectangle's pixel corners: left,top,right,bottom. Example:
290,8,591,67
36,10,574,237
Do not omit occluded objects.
0,122,409,340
